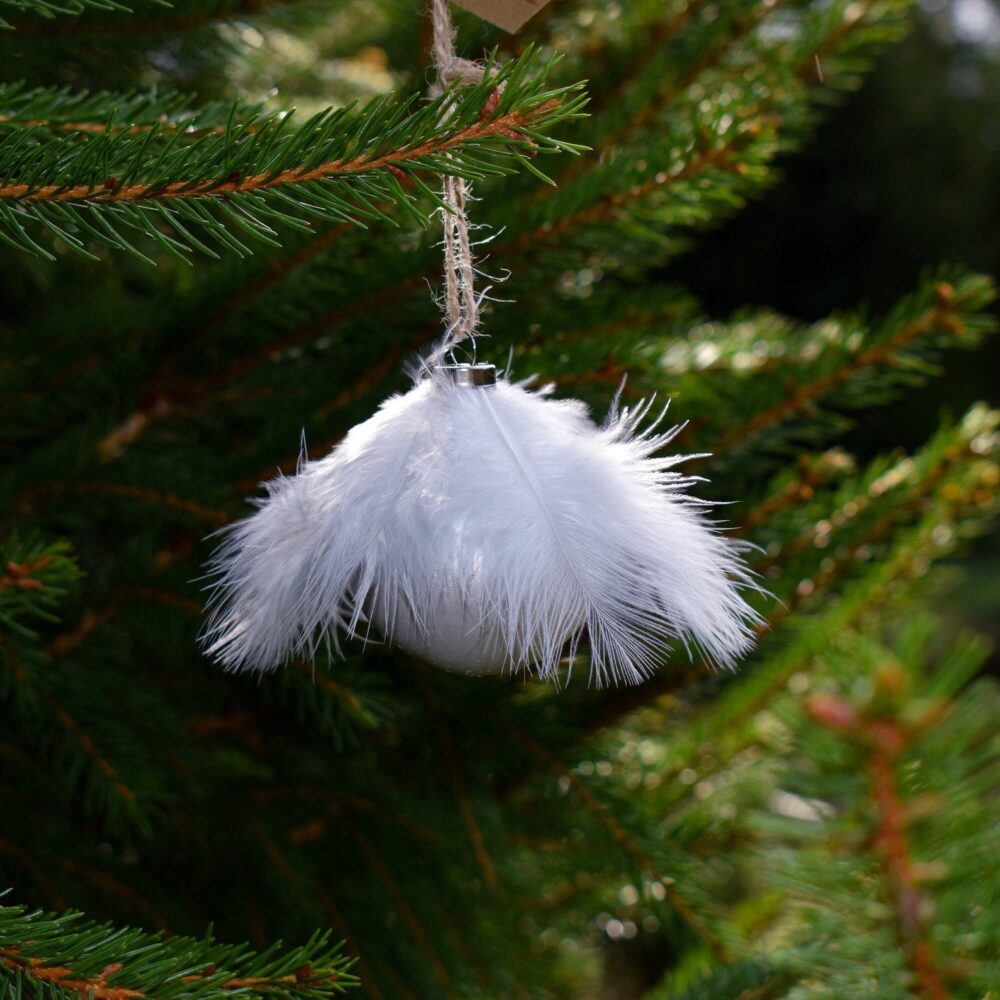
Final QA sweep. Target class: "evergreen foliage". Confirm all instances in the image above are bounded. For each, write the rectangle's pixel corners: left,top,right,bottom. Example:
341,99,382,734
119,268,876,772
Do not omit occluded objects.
0,61,583,261
1,0,998,997
0,898,357,997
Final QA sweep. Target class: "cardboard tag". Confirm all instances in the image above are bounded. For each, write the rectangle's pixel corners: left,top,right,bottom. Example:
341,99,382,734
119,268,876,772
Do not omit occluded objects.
453,0,550,32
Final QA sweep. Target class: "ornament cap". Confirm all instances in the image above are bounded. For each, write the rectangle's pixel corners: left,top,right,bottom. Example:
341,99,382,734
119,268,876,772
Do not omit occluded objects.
436,363,497,388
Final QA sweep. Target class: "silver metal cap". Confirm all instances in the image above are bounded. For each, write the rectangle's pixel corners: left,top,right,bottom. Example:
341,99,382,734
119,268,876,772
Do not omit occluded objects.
436,363,497,388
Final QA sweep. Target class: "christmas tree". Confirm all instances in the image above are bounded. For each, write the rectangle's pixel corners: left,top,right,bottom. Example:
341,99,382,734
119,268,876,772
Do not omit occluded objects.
2,0,999,997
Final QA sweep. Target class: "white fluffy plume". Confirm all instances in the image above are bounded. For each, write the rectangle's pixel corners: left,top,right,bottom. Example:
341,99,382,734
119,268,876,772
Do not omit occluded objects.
201,368,762,685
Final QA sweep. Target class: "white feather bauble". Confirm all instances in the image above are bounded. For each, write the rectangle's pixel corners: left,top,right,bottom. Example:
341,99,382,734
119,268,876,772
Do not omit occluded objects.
368,577,520,675
201,364,761,685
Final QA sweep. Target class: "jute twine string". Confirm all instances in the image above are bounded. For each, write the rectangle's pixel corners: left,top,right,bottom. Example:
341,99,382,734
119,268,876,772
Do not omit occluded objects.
429,0,494,357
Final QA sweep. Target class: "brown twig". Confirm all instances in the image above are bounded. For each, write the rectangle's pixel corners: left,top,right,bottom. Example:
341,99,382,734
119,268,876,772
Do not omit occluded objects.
101,274,429,466
291,658,364,713
17,481,230,526
738,450,852,530
254,785,441,844
504,137,749,258
182,967,337,989
189,223,353,346
0,349,107,420
808,694,951,1000
717,287,962,452
232,320,435,492
312,885,385,1000
90,223,353,462
348,827,451,985
416,664,499,891
1,949,142,1000
0,555,52,592
46,700,136,805
0,114,224,138
48,602,121,657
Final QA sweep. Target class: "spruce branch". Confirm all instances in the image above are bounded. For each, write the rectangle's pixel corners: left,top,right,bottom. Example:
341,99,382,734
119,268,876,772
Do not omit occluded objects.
3,106,547,203
495,271,994,491
763,625,1000,996
0,54,585,261
502,129,764,259
49,0,921,463
0,535,79,637
685,406,1000,744
744,404,1000,595
500,450,997,964
3,625,163,837
271,660,392,750
807,690,950,1000
73,0,921,464
669,272,999,480
503,0,906,260
98,276,431,463
0,85,238,135
559,0,779,188
716,280,986,453
44,697,139,812
0,898,357,998
738,450,855,530
581,0,705,119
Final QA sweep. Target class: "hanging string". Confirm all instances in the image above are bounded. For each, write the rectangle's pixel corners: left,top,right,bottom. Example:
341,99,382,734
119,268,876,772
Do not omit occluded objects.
430,0,489,356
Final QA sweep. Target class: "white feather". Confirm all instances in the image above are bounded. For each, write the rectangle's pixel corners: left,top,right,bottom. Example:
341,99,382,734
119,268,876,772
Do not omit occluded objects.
201,369,762,685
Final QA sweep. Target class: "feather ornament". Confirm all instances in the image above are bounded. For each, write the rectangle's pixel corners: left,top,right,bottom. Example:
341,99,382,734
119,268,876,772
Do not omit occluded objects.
201,365,761,685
